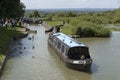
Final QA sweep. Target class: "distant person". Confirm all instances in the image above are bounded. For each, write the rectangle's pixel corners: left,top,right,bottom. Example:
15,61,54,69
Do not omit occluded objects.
5,18,9,27
11,19,16,27
55,26,60,32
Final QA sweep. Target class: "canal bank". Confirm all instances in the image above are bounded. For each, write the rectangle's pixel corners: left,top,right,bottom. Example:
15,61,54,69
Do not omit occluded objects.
0,27,28,74
0,24,120,80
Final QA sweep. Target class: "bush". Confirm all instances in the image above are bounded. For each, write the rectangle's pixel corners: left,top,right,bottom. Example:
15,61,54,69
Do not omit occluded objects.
75,26,96,37
95,28,111,37
45,10,115,37
61,24,74,34
69,20,111,37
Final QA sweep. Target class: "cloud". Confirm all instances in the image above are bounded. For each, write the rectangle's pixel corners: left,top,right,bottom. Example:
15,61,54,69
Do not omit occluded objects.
24,0,89,9
80,0,88,1
21,0,119,9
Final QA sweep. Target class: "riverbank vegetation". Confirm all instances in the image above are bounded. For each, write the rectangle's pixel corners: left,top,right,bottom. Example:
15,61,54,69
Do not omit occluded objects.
0,0,26,66
25,9,120,37
0,27,25,62
46,9,120,37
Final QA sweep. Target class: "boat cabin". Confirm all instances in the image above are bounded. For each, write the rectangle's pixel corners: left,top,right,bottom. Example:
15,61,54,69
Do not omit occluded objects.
48,32,91,60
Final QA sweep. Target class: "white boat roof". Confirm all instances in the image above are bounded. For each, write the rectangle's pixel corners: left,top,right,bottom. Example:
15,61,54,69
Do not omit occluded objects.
53,32,86,47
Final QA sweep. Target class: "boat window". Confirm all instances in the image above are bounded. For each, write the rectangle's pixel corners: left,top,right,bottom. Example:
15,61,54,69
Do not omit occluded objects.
53,38,57,46
61,45,64,53
68,47,90,60
65,48,68,56
57,42,61,49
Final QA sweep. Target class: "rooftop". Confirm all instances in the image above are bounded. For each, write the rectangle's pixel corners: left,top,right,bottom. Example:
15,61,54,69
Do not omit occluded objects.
53,32,86,47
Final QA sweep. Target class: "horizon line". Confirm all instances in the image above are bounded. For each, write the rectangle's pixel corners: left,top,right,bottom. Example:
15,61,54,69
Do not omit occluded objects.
25,7,118,10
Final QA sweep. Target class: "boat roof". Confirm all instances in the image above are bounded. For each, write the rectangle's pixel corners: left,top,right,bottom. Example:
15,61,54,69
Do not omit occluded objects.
53,32,87,48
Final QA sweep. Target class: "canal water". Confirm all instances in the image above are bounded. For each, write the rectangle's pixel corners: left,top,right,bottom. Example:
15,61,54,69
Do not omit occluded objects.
0,25,120,80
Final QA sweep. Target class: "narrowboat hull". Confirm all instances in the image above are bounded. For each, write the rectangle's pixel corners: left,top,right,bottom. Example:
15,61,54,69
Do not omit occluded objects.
48,39,92,72
64,59,92,72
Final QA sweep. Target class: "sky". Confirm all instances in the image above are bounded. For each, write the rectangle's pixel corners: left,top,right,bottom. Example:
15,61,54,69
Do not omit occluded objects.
20,0,120,9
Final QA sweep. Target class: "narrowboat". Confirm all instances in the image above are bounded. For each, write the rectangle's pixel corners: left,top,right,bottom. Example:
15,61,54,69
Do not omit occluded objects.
48,32,92,72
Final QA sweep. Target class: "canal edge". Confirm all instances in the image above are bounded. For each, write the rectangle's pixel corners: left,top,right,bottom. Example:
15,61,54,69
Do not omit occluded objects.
0,30,28,76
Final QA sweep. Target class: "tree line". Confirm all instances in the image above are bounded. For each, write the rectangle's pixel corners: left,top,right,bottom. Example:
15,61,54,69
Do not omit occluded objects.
25,9,120,37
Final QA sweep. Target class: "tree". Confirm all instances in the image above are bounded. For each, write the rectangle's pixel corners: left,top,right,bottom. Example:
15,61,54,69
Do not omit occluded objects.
0,0,25,18
28,10,41,18
65,11,77,17
46,14,53,21
32,10,40,17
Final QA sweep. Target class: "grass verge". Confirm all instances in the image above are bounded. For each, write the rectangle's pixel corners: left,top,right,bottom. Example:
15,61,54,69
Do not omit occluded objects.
0,27,25,63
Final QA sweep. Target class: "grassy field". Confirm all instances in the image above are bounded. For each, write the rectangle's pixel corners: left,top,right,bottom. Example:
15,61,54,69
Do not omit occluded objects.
44,9,120,37
46,20,112,37
26,9,120,37
0,27,25,62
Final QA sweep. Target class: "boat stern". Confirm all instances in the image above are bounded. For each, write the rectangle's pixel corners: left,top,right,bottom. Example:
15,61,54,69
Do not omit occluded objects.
65,58,92,72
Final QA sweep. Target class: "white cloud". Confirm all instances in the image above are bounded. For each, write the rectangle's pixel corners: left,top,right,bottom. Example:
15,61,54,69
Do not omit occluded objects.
21,0,119,9
80,0,88,1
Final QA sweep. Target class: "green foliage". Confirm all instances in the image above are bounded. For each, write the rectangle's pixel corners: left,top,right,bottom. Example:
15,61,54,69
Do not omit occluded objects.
61,24,74,34
47,21,62,26
95,28,111,37
55,12,66,17
45,9,120,37
55,11,77,18
0,27,23,55
46,14,53,21
70,21,96,37
111,28,120,31
29,10,40,18
65,11,77,17
0,0,25,18
76,26,96,37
